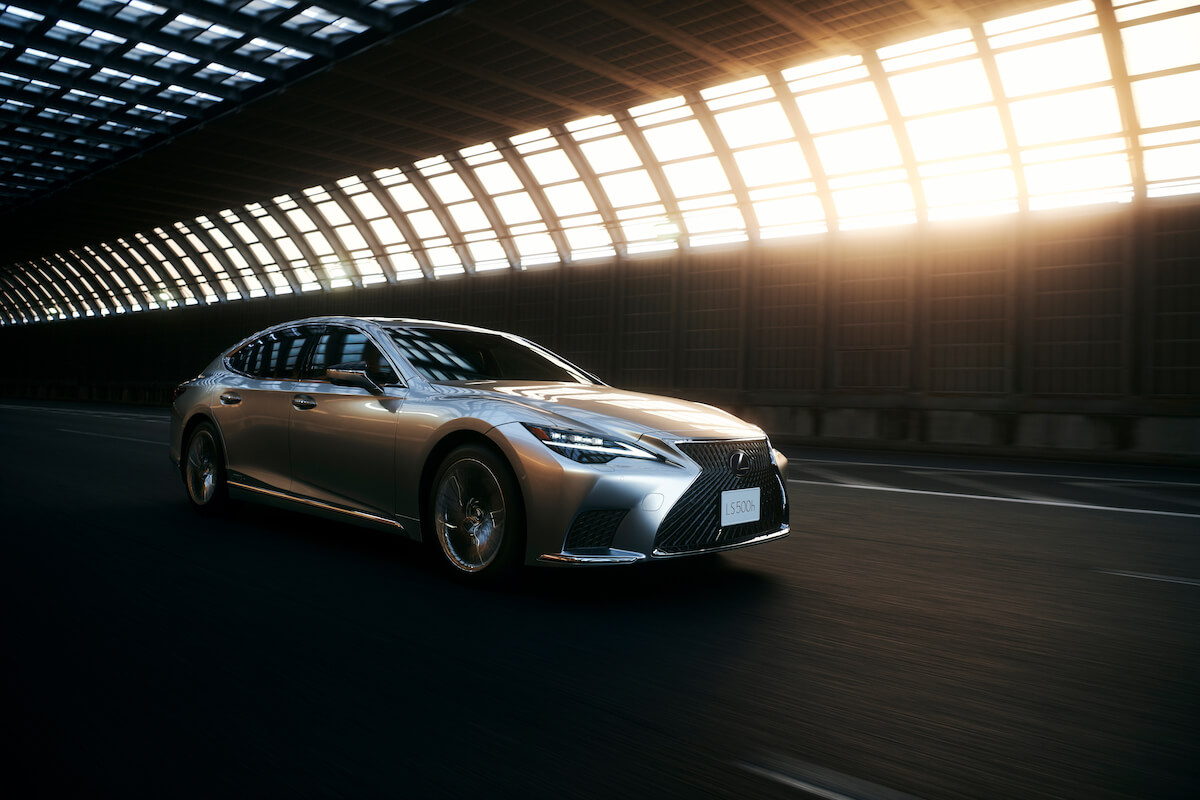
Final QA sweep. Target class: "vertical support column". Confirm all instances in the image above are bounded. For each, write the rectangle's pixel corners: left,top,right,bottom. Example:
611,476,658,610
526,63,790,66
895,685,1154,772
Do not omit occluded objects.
973,24,1030,212
612,111,687,248
205,214,279,298
98,241,168,309
326,183,399,285
234,211,308,294
55,253,120,315
863,49,927,223
169,223,251,300
549,124,629,257
292,192,362,288
685,90,760,242
447,153,522,268
496,140,573,264
768,72,839,233
400,165,475,274
361,176,436,280
259,203,332,291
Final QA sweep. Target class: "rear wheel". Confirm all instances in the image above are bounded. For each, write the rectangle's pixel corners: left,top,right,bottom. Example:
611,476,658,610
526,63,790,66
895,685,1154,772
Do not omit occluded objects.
184,421,228,512
430,444,523,580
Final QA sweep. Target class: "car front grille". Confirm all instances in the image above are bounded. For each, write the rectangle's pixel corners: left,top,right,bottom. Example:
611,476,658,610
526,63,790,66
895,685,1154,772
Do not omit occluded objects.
653,438,786,554
564,509,627,550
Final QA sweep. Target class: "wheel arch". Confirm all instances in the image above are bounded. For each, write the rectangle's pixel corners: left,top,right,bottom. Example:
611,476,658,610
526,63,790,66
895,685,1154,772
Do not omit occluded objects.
417,428,525,544
180,412,223,476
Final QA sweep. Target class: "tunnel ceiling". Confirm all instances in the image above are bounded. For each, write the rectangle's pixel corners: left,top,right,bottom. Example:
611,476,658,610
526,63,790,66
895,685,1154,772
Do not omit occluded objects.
0,0,1053,267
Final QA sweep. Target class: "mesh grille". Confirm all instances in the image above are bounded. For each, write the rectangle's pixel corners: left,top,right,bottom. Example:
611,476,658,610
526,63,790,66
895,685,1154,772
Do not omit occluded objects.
565,509,628,550
653,439,786,554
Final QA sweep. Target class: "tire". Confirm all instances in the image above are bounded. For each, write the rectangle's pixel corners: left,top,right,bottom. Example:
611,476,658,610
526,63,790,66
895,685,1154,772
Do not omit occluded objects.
429,444,524,580
183,420,229,512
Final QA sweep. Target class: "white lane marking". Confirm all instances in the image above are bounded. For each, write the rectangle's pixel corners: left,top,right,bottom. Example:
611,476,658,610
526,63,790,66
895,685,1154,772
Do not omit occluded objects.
58,428,163,446
911,471,1059,502
790,456,1200,488
0,403,168,422
1097,570,1200,587
802,465,890,489
788,479,1200,519
738,756,922,800
1070,481,1200,509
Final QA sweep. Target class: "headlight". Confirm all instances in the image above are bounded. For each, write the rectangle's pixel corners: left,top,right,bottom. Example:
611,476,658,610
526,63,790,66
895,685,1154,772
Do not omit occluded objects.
522,423,659,464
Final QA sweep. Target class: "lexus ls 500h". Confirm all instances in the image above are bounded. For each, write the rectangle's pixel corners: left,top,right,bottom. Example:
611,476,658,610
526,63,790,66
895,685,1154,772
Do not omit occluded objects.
170,317,789,578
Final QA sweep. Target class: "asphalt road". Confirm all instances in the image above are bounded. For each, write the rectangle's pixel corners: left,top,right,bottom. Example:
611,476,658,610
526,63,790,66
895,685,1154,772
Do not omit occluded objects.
1,401,1197,799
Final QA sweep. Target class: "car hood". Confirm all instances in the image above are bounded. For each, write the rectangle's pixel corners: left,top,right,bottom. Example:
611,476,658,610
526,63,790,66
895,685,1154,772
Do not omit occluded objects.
435,380,764,442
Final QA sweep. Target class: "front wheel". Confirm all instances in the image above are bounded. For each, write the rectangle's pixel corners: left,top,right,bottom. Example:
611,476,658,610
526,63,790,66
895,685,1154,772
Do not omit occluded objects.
430,444,524,580
183,421,228,512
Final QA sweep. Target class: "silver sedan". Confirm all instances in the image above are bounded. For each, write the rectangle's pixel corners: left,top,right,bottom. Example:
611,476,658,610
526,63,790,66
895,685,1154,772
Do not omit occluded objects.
170,316,789,579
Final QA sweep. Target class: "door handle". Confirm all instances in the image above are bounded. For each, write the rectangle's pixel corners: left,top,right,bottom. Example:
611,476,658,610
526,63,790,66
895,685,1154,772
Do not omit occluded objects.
219,391,241,405
292,394,317,411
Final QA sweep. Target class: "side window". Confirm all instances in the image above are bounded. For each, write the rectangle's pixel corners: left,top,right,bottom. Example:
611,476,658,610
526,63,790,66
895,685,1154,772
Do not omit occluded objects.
227,326,319,380
228,340,257,374
304,326,399,386
273,325,321,380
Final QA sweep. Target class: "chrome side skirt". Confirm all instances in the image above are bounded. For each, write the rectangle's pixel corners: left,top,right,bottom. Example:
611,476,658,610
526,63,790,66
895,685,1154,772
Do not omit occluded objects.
228,480,406,533
651,524,790,559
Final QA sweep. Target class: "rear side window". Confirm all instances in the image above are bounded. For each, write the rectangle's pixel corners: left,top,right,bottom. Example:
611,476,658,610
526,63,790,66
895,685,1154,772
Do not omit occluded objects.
303,326,399,386
228,325,320,379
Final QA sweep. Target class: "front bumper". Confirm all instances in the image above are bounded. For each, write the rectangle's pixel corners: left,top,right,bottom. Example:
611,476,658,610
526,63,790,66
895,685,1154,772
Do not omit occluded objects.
488,423,791,567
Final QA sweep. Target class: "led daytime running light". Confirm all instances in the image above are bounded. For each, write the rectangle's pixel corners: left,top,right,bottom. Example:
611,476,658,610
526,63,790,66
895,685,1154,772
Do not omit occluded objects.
523,424,658,461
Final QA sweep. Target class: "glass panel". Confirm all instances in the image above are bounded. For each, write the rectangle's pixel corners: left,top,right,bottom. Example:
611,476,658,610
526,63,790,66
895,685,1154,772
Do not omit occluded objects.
543,182,599,215
523,149,578,184
598,170,661,207
1131,71,1200,128
474,161,524,194
1121,12,1200,75
815,126,904,174
714,102,794,148
640,119,713,160
1009,87,1123,146
661,157,730,197
888,60,992,116
733,142,809,187
906,107,1008,161
795,82,887,133
577,135,642,172
993,34,1109,97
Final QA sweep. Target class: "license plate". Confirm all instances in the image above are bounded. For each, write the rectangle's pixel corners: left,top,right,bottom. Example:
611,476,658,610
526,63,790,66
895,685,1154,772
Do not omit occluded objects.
720,487,760,527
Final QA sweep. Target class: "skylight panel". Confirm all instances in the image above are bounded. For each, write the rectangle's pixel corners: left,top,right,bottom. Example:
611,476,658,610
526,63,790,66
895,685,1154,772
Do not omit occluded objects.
815,126,904,174
794,81,887,133
639,119,713,161
522,149,577,184
576,135,642,173
473,161,523,194
597,170,659,208
1121,10,1200,75
713,102,793,148
1130,71,1200,128
1008,87,1123,146
993,34,1110,98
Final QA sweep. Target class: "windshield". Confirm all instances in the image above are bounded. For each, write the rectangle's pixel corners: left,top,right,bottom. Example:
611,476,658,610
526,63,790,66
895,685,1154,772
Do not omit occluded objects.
385,327,593,383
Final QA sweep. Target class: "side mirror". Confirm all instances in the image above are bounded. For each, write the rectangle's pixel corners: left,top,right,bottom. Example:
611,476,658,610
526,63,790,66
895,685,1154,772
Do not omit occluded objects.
327,363,383,395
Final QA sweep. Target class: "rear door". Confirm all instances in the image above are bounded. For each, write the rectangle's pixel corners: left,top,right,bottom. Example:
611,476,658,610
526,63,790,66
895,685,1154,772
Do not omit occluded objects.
288,324,404,517
213,325,318,492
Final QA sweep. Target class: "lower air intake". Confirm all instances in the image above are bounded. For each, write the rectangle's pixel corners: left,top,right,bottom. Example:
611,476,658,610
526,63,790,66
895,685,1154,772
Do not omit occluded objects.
565,509,627,550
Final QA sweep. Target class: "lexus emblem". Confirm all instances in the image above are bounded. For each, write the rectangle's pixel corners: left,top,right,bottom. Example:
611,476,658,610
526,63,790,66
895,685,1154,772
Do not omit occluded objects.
729,450,752,478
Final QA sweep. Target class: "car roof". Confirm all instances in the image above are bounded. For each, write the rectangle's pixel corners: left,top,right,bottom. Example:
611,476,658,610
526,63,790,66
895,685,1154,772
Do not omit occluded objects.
281,315,501,335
